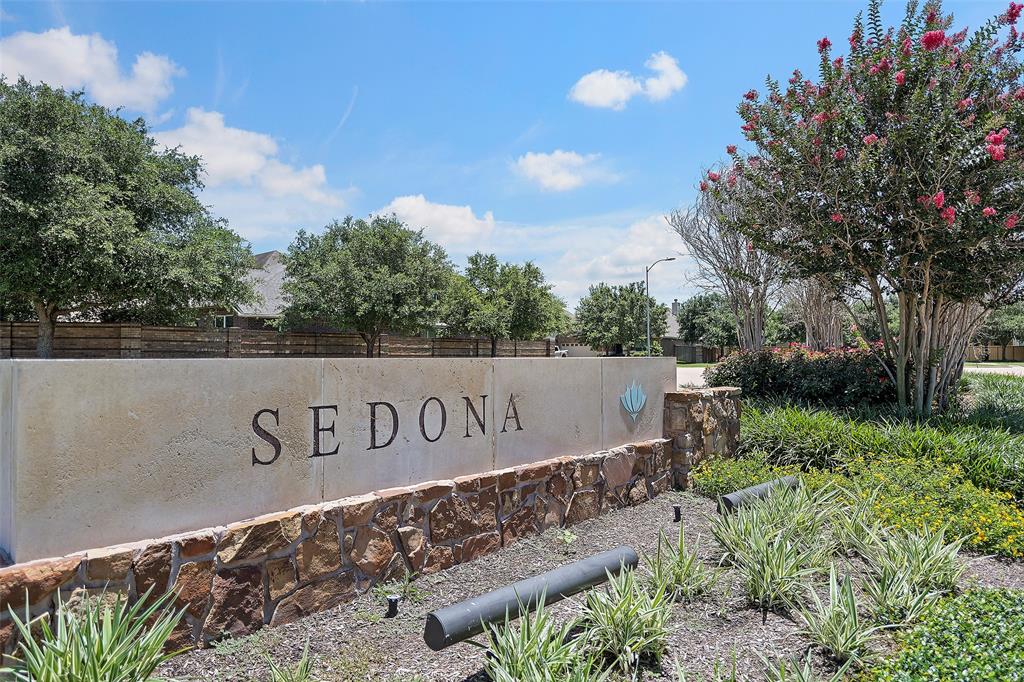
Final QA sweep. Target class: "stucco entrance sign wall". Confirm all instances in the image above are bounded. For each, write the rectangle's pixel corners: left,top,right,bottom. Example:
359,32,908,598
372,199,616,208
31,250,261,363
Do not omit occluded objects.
0,357,674,562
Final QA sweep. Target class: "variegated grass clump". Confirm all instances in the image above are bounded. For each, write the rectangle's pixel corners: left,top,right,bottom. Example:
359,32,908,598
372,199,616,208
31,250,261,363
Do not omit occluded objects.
0,588,184,682
643,527,718,602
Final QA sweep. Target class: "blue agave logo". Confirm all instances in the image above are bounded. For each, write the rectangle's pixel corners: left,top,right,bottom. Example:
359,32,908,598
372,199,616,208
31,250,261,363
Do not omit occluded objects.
620,380,647,424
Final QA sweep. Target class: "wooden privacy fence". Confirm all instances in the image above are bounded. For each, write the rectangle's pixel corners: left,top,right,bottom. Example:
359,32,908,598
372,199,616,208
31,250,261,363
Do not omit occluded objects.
967,344,1024,362
0,323,551,359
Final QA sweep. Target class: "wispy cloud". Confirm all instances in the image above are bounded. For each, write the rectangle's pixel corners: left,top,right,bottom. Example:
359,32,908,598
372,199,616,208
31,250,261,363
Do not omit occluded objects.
323,85,359,149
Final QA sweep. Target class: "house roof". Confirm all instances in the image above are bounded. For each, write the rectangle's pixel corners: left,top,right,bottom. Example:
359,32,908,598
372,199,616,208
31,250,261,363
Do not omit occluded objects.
236,250,286,317
664,306,679,338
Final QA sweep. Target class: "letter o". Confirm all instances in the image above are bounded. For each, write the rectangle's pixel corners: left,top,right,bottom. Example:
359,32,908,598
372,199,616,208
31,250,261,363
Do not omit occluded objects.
418,397,447,443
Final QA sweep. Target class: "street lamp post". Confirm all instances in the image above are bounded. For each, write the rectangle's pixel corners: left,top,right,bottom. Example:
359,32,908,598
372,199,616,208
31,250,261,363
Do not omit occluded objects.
645,257,676,357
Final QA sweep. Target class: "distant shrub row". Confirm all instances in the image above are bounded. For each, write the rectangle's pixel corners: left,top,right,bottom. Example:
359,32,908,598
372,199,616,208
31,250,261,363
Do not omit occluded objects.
704,344,895,408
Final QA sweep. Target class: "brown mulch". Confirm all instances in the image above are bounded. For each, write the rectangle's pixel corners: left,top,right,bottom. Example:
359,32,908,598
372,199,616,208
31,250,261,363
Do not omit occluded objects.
157,491,1024,682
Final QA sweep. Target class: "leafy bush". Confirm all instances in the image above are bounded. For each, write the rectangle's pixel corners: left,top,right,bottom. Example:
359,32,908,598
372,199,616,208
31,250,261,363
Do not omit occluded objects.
798,565,882,664
864,589,1024,682
581,568,671,673
0,589,184,682
643,527,717,602
739,404,1024,498
705,345,894,408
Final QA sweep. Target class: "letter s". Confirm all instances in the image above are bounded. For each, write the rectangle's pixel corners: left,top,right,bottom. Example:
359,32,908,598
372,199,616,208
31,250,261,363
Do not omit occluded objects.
251,408,282,466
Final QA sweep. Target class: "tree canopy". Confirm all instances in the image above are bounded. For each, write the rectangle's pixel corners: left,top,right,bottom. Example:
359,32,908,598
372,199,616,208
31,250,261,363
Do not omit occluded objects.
438,253,567,355
976,301,1024,350
0,78,256,356
675,292,737,349
279,215,452,356
722,0,1024,413
575,282,668,355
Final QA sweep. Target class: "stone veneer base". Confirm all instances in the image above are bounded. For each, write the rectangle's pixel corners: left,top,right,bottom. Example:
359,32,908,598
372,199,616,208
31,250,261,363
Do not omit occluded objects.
0,388,740,659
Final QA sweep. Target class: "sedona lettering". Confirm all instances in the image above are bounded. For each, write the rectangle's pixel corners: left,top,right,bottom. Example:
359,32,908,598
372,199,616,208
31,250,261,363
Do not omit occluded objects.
250,393,522,465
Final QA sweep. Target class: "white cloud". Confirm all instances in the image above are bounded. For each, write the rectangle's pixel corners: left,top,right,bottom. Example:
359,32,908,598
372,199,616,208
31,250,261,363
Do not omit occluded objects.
0,27,182,112
154,108,343,206
379,195,495,245
548,215,682,301
513,150,616,192
569,51,687,110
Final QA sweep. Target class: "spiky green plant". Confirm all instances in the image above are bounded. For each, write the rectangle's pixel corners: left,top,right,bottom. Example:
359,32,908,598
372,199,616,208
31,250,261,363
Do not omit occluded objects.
266,642,314,682
581,568,672,674
862,525,967,595
479,595,598,681
735,526,823,619
643,527,718,602
0,588,184,682
761,654,851,682
799,564,884,663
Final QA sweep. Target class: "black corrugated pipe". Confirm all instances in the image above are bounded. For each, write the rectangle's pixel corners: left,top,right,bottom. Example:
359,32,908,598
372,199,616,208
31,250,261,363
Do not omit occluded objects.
718,476,798,514
423,545,638,651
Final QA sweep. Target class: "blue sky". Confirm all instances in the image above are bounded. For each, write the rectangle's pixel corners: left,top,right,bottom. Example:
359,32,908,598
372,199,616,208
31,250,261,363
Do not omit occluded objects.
0,0,1007,306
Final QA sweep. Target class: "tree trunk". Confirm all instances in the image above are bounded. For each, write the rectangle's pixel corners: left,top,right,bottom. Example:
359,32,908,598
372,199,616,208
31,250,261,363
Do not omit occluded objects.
360,332,378,358
34,302,57,359
490,336,497,358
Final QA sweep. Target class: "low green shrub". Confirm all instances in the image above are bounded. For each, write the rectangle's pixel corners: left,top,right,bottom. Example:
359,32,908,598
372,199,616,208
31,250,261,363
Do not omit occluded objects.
0,589,184,682
581,568,671,674
864,589,1024,682
643,527,717,602
705,345,894,408
739,404,1024,500
958,372,1024,433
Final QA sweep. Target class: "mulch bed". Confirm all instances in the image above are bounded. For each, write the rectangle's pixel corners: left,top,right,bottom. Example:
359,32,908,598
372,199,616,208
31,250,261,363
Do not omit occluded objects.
158,491,1024,682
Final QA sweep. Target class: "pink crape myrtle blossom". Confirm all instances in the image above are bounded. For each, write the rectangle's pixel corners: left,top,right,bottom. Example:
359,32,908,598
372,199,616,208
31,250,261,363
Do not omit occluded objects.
922,30,946,50
983,206,997,217
863,133,879,145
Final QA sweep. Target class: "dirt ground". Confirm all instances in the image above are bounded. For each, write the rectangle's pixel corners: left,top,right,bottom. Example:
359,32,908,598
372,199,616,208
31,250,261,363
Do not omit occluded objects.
158,491,1024,682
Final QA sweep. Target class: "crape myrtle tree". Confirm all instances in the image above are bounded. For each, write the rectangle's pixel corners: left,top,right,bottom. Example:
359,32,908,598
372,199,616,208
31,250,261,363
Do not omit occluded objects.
575,282,668,355
669,167,784,350
729,0,1024,414
279,215,452,357
438,252,568,356
785,278,848,350
0,79,256,357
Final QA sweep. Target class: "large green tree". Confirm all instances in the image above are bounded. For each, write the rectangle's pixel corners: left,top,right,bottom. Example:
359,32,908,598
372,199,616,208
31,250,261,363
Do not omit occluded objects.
976,301,1024,354
0,79,256,356
575,282,668,355
438,253,567,356
675,292,737,349
726,0,1024,413
279,215,453,357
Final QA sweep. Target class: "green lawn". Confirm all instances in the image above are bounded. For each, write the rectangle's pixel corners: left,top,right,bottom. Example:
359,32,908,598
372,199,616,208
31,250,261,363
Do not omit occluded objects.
676,362,714,368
